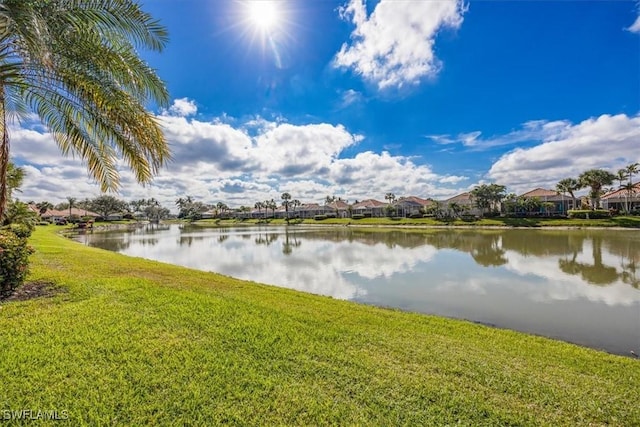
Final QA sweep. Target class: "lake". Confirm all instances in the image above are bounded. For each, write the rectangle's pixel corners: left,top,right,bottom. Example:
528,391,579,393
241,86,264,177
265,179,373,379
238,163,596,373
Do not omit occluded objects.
75,224,640,356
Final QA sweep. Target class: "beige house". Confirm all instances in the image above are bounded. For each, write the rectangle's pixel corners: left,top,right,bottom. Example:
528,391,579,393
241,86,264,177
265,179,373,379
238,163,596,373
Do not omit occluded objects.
394,196,434,217
601,183,640,212
442,192,482,217
325,200,350,218
518,188,574,214
351,199,386,217
37,207,99,222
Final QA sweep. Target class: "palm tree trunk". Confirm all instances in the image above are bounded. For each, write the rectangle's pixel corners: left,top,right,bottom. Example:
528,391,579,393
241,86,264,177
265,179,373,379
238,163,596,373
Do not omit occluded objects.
0,85,9,220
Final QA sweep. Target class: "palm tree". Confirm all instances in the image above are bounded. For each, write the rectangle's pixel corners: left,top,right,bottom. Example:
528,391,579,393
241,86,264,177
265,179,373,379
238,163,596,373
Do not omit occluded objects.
578,169,616,210
291,199,301,218
281,192,291,219
625,162,639,213
0,0,170,220
67,197,77,218
448,202,462,218
384,192,396,204
384,192,396,217
254,201,264,219
35,201,52,215
556,178,580,211
267,199,277,218
626,162,639,185
216,201,228,217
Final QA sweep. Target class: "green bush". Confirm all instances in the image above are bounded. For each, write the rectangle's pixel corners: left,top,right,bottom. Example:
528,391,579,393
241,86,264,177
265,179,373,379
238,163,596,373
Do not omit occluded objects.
6,223,33,238
0,229,35,299
567,210,610,219
314,215,328,221
351,214,365,219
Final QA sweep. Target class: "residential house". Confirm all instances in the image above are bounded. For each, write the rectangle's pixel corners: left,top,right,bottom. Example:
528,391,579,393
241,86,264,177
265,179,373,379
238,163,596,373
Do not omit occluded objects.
325,200,350,218
442,192,482,217
39,207,100,222
394,196,433,217
296,203,333,219
601,183,640,212
351,199,386,217
518,188,573,215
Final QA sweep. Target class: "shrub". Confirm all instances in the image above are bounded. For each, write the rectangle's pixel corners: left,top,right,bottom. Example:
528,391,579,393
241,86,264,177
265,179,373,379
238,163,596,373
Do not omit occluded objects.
314,215,327,221
0,229,35,299
6,223,33,238
567,210,610,219
351,214,365,220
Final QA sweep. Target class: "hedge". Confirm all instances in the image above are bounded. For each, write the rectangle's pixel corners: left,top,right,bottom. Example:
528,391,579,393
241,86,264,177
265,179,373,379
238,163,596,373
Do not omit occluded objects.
567,210,610,219
0,228,34,299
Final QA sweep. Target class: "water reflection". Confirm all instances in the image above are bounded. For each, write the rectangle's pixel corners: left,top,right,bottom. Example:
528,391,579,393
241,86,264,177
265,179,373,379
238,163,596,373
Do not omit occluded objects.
76,226,640,355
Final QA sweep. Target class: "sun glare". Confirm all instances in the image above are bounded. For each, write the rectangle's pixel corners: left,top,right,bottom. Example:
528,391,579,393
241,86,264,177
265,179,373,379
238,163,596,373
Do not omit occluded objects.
247,1,280,31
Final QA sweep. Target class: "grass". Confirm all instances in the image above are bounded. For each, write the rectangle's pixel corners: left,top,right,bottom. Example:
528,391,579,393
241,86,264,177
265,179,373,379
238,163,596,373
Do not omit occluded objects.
0,226,638,425
193,215,640,228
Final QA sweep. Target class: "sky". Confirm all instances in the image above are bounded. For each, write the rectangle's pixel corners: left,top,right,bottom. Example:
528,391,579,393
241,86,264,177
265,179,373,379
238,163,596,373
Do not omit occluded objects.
10,0,640,209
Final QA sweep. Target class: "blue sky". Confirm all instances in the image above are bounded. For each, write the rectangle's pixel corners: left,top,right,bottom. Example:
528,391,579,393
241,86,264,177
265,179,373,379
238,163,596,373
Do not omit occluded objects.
12,0,640,208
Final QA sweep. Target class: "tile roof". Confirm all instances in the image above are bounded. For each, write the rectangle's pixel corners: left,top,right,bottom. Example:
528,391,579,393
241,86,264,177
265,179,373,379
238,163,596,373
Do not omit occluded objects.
325,200,349,209
397,196,433,206
601,182,640,199
519,188,559,198
444,192,472,203
352,199,386,208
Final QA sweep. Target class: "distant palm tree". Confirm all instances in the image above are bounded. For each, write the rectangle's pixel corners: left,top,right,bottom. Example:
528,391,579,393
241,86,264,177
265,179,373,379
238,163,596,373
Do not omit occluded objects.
281,192,291,218
625,162,639,213
448,202,462,218
216,202,228,217
266,199,277,217
556,178,580,211
385,192,396,204
291,199,301,217
626,162,639,184
67,197,77,218
0,0,170,220
578,169,616,210
254,201,264,219
384,192,396,216
36,201,53,215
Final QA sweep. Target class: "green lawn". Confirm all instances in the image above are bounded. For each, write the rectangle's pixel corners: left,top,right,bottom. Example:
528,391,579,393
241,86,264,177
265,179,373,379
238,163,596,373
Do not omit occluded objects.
0,226,638,425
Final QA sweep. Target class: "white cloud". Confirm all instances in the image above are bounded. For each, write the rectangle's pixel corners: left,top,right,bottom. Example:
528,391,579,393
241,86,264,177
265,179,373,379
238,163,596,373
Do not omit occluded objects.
339,89,365,108
10,108,466,208
487,114,640,193
428,121,573,151
334,0,465,90
439,175,468,185
627,15,640,33
167,98,198,117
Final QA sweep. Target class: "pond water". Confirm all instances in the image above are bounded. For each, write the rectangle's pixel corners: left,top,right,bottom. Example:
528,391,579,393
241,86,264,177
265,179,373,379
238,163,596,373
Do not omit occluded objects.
75,225,640,356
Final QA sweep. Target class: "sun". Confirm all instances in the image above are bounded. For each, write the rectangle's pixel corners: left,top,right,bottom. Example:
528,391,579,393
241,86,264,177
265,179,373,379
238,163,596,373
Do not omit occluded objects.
246,1,280,32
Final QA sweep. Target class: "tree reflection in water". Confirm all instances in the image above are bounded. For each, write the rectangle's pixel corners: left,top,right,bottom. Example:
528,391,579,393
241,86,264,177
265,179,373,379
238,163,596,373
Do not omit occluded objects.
282,229,301,255
559,234,632,286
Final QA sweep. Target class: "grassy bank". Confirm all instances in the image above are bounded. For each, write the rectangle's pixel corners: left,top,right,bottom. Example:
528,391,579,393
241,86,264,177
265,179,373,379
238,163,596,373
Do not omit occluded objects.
0,226,638,425
193,215,640,228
